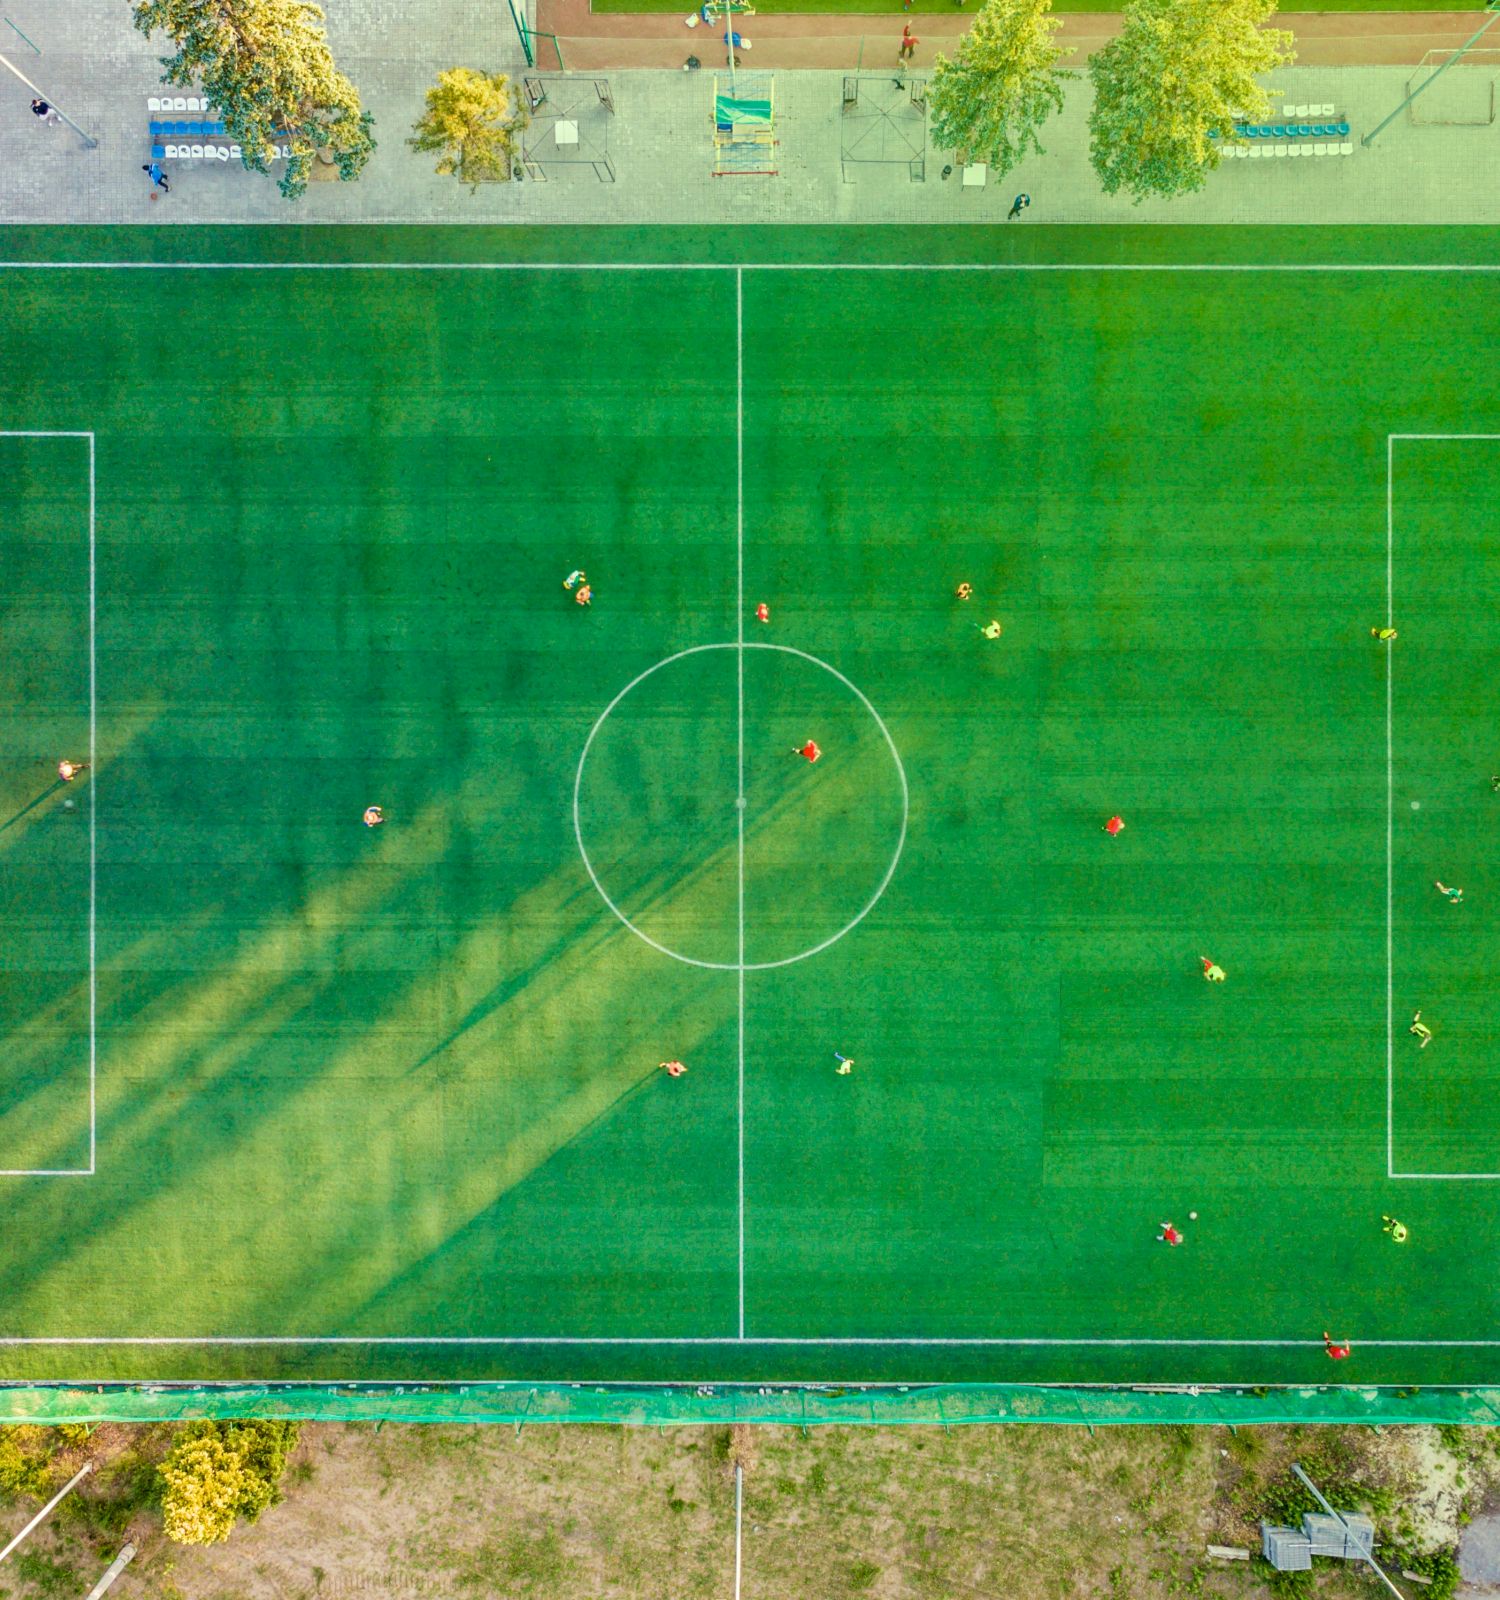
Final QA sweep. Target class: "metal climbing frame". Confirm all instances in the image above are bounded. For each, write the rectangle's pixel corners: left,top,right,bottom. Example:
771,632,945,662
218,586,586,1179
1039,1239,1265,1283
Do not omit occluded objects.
519,76,616,181
712,71,777,176
840,75,927,181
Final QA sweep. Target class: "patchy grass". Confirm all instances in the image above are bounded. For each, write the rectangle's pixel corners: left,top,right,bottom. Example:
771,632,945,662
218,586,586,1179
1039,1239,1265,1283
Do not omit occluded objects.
0,1422,1492,1598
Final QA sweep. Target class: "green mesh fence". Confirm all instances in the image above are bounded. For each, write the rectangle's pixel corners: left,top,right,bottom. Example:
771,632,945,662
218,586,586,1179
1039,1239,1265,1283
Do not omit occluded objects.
1,1384,1498,1426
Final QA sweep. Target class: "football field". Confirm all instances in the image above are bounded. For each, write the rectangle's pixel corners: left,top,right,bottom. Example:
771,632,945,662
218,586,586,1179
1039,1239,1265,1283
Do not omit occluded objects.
1,227,1498,1390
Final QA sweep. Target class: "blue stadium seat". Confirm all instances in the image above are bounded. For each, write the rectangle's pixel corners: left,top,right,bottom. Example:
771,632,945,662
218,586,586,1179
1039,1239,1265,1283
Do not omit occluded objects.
187,121,203,135
173,121,190,135
1297,124,1311,137
1337,121,1350,136
151,144,165,160
1268,125,1283,137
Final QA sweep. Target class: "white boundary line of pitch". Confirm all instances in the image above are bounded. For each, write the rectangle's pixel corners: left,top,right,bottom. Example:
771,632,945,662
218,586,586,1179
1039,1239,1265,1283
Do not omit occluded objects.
0,430,95,1178
5,263,1500,275
736,268,747,1341
3,1334,1500,1347
1387,433,1500,1181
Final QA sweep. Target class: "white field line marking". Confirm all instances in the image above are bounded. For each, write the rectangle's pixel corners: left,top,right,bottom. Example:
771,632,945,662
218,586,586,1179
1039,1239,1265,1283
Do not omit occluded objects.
734,1461,744,1600
572,643,908,972
0,1335,1498,1346
0,430,93,1178
1387,434,1500,1181
736,267,747,1342
1386,432,1394,1180
7,263,1500,275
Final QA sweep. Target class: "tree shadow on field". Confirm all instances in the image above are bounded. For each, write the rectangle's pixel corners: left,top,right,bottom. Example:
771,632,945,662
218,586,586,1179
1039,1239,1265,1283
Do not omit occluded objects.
0,747,734,1360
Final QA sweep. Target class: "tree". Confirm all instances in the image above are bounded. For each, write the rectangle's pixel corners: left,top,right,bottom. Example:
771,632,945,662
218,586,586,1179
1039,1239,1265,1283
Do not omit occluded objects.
131,0,375,201
158,1420,300,1547
409,68,528,190
929,0,1074,178
1087,0,1293,202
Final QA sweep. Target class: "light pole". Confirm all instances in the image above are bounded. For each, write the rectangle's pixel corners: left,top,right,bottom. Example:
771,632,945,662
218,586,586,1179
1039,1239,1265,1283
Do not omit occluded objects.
0,48,97,146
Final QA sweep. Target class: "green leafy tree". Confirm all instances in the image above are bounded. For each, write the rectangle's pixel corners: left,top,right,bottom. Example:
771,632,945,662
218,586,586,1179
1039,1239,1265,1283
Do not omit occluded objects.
1087,0,1293,202
929,0,1074,177
409,68,529,190
158,1420,300,1546
131,0,375,201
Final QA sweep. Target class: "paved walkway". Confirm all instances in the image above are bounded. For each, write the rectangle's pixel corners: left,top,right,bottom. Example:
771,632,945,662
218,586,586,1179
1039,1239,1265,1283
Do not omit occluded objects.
1,0,1498,227
537,4,1495,70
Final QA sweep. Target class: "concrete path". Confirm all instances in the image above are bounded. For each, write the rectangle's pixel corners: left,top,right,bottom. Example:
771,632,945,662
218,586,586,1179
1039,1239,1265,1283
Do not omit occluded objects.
1,0,1497,227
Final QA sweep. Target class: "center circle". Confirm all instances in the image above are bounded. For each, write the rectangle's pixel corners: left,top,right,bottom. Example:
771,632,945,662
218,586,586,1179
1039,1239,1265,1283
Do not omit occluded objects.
574,643,908,971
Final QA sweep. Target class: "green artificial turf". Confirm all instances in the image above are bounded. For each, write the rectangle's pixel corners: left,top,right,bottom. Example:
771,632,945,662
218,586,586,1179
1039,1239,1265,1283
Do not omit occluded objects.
0,232,1498,1392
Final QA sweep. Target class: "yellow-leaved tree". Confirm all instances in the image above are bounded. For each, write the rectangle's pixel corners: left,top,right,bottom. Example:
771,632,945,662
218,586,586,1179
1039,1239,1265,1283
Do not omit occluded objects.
158,1420,301,1547
410,68,529,190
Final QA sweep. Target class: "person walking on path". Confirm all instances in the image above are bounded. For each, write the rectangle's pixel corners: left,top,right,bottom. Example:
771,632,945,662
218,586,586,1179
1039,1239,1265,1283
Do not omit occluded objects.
30,99,59,128
899,23,918,60
1410,1010,1433,1048
1007,193,1031,220
142,161,169,197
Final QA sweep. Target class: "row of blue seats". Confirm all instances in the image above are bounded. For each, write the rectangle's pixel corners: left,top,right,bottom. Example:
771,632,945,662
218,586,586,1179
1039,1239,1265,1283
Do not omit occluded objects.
150,119,227,137
1226,121,1350,140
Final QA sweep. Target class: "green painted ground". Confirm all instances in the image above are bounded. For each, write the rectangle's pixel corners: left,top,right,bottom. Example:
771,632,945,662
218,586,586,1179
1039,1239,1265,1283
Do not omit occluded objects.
0,229,1498,1392
595,0,1474,17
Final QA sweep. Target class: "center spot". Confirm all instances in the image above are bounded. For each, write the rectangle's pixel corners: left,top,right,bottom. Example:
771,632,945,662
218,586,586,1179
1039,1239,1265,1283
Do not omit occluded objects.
575,644,907,970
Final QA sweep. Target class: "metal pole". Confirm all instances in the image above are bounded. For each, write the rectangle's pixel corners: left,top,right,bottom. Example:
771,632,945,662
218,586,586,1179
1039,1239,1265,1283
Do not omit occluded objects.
0,49,95,146
3,18,40,53
1362,0,1500,147
1290,1464,1408,1600
85,1542,136,1599
733,1462,743,1600
0,1460,92,1565
505,0,534,67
